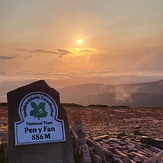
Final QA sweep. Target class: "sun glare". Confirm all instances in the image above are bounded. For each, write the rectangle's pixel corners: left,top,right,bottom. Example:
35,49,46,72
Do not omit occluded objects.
77,39,83,45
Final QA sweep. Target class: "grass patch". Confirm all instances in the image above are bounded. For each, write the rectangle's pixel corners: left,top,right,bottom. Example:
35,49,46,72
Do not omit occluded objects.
0,126,7,131
88,104,108,107
0,103,7,107
112,105,130,109
61,103,84,107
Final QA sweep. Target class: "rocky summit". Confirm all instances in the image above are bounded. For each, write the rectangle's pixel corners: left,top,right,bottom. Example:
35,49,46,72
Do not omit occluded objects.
71,121,163,163
1,104,163,162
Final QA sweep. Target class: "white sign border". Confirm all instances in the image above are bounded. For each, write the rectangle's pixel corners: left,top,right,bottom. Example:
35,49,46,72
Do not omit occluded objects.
14,91,66,146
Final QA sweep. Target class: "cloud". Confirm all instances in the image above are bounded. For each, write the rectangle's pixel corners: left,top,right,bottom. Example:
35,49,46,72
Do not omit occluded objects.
1,67,163,86
0,71,6,76
30,49,58,54
80,49,92,53
57,49,70,53
0,55,18,60
15,48,70,58
15,48,58,55
1,69,163,102
68,48,97,57
57,49,70,58
15,48,97,58
114,85,141,103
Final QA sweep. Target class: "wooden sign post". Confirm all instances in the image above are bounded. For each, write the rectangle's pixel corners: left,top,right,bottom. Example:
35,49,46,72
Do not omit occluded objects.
7,80,75,163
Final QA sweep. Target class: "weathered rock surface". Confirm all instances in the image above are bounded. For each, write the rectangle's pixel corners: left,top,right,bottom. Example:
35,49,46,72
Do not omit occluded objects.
71,122,163,163
140,137,163,150
1,105,163,162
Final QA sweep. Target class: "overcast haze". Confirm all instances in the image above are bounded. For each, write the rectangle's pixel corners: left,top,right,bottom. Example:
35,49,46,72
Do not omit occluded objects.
0,0,163,102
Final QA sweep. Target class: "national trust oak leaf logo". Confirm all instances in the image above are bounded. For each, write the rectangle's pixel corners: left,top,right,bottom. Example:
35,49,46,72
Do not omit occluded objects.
30,102,48,120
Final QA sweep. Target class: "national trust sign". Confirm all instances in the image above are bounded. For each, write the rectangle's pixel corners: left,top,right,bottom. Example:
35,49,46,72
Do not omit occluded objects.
14,92,66,145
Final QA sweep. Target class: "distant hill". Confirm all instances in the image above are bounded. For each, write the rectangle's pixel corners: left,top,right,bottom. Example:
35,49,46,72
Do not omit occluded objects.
58,80,163,107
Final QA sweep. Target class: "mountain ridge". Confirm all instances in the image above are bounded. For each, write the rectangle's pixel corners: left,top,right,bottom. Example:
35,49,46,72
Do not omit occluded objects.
58,79,163,107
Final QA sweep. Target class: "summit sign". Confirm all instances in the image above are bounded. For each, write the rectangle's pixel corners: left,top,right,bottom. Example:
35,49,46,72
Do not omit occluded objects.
8,80,75,163
15,92,66,145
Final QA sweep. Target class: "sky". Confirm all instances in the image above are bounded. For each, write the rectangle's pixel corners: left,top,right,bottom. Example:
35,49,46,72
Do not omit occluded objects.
0,0,163,101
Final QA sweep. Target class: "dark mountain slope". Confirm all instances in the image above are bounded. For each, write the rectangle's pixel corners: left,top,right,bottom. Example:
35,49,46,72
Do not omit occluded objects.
58,80,163,107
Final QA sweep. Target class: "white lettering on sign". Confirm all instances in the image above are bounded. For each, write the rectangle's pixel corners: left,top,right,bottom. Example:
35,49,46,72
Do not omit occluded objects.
14,92,66,145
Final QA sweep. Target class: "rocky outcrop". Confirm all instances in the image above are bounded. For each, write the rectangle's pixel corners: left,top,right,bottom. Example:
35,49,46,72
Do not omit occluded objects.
71,122,163,163
1,123,163,163
71,121,92,163
140,137,163,150
1,105,163,163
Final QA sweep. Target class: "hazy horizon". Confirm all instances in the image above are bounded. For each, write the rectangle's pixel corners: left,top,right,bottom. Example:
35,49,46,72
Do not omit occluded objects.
0,0,163,102
1,78,163,103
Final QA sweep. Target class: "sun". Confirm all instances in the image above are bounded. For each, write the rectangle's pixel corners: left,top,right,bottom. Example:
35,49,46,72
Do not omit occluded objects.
77,39,83,45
